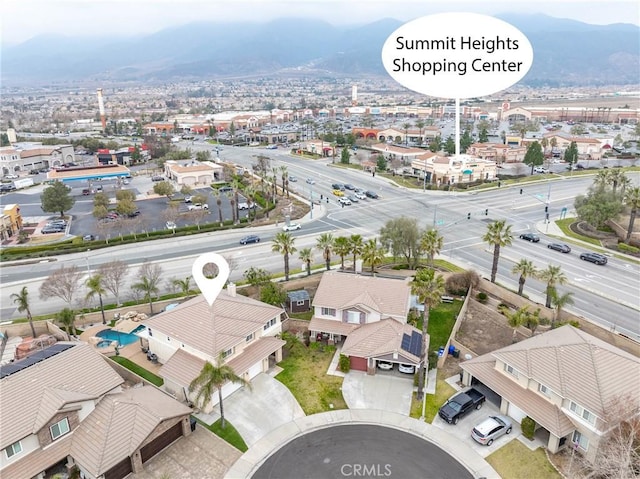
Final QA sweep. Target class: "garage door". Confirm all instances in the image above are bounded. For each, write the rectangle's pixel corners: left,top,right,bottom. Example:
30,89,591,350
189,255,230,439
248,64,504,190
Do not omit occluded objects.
350,356,367,371
507,401,528,424
104,457,132,479
247,361,263,380
140,421,183,464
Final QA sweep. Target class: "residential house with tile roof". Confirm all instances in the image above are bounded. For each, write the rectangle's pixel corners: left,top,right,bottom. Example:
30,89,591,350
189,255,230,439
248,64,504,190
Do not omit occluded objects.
461,325,640,462
143,284,286,412
308,271,423,373
0,342,192,479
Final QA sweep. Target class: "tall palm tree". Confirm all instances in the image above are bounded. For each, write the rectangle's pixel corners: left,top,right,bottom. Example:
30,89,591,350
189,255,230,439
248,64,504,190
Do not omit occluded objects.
298,248,313,276
333,236,351,269
316,233,334,271
624,187,640,244
362,238,385,273
402,122,411,146
410,268,445,400
272,232,296,281
56,307,76,339
213,191,223,226
415,119,425,145
618,174,632,198
10,286,36,337
608,169,627,197
511,259,538,296
189,354,251,429
550,288,574,328
482,220,513,283
538,265,567,309
133,276,160,314
349,234,364,270
279,165,288,196
594,169,610,190
244,185,257,222
231,177,244,224
172,276,192,296
85,274,107,324
420,228,444,267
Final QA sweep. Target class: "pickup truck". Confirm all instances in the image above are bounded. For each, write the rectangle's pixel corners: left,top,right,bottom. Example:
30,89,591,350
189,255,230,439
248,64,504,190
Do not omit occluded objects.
438,387,486,425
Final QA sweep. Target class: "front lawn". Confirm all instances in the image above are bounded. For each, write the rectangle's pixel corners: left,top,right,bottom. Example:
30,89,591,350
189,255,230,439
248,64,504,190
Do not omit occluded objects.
109,356,164,386
196,417,248,452
486,440,561,479
555,218,601,246
276,336,347,415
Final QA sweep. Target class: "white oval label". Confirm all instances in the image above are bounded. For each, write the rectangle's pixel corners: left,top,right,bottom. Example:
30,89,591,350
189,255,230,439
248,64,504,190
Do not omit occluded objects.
381,13,534,99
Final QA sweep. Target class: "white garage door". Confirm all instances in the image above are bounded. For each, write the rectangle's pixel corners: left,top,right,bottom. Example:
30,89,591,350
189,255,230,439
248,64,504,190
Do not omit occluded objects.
247,360,264,380
507,401,528,423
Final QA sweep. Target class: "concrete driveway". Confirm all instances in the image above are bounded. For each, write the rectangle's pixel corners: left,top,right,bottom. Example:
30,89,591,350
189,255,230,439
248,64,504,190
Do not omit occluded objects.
341,370,413,415
223,372,305,447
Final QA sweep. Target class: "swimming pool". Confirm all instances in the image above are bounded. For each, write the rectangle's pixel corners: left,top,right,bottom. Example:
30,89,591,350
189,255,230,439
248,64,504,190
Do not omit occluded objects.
96,326,145,347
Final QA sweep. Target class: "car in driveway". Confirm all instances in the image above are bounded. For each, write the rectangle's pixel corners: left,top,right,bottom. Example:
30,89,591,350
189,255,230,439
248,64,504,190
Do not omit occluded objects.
398,363,415,374
519,233,540,242
471,415,513,446
580,252,608,265
239,234,260,245
338,197,352,206
548,243,571,253
282,223,301,232
377,361,393,371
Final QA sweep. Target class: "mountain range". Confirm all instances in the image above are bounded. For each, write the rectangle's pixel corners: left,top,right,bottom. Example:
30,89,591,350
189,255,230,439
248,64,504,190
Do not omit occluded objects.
2,14,638,86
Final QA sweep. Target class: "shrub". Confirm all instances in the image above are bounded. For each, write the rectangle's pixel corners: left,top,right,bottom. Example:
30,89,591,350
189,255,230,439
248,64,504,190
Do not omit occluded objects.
521,416,536,440
445,270,480,295
338,354,350,372
617,243,640,254
476,292,488,304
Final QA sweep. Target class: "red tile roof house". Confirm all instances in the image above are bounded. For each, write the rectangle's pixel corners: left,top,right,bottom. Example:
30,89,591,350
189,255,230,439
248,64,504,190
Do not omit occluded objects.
308,271,424,374
142,283,286,413
0,342,192,479
461,325,640,463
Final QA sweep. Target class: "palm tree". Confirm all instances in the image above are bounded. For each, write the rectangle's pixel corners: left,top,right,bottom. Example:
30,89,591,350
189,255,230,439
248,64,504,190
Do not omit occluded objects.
482,220,513,283
618,174,632,197
538,265,567,308
56,307,76,339
279,165,288,196
505,306,528,342
316,232,334,271
362,238,385,273
244,185,257,222
415,119,425,145
349,234,364,270
594,169,610,190
550,288,575,328
402,122,411,146
85,274,107,324
333,236,351,269
608,169,627,196
214,191,223,226
172,276,192,296
420,228,444,267
298,248,313,276
231,177,244,224
410,268,445,400
189,354,251,429
272,232,296,280
624,187,640,243
10,286,36,337
511,259,538,296
133,277,160,314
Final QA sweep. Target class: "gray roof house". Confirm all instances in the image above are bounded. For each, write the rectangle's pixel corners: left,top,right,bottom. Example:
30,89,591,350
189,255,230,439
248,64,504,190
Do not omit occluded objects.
461,325,640,462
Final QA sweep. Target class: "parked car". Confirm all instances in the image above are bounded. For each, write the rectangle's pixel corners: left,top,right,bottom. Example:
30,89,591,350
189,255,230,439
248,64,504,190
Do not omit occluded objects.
218,186,233,193
519,233,540,243
82,189,91,195
332,189,345,197
83,234,95,241
398,363,415,374
365,190,379,199
42,225,65,234
151,175,164,182
127,210,141,218
438,387,486,425
184,196,193,203
580,252,608,265
239,234,260,245
282,223,301,232
165,221,177,230
338,197,352,206
188,203,209,211
238,202,256,210
5,174,18,179
377,361,393,371
347,195,359,203
547,243,571,253
533,167,549,174
355,192,366,200
331,183,345,191
471,415,513,446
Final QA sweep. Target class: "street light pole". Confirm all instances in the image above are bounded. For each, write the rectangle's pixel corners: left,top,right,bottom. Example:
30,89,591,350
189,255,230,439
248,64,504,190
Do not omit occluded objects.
310,183,314,220
85,249,91,275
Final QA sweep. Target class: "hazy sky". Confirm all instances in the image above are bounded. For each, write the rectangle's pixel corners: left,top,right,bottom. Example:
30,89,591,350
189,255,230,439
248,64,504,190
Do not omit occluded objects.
3,0,639,45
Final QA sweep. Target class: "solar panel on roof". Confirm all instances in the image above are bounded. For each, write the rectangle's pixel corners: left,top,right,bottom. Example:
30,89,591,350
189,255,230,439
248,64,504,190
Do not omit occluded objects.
401,331,422,357
0,343,74,379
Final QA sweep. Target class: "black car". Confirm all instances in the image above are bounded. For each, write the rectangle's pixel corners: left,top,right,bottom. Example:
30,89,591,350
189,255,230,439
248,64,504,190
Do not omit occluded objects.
519,233,540,243
580,252,608,265
331,183,345,191
365,190,379,199
344,183,355,190
239,234,260,245
548,243,571,253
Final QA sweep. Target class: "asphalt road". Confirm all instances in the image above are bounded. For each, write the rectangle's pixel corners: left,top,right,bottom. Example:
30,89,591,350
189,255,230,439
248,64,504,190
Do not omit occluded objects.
252,424,473,479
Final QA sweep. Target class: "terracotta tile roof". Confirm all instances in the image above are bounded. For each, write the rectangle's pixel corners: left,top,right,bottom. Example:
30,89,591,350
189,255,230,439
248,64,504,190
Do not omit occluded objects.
0,433,73,479
226,337,286,375
341,319,422,364
312,272,411,319
490,326,640,417
462,357,575,437
70,386,191,477
19,147,59,158
308,317,361,336
143,290,283,358
0,343,124,450
159,349,205,387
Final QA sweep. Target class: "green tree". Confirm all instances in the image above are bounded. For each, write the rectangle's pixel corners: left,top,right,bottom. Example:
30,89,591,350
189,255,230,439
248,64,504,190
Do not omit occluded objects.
115,198,136,217
478,127,488,143
272,232,296,281
172,276,192,296
538,265,567,309
153,181,175,200
443,136,456,155
379,217,422,269
460,129,473,153
410,268,445,400
298,248,313,276
189,354,251,429
415,119,426,145
511,259,537,296
41,181,75,218
195,150,212,162
93,205,108,220
340,148,350,164
349,234,364,269
56,307,76,338
505,305,528,342
260,281,288,306
402,122,411,145
429,135,442,153
85,274,107,324
523,141,544,174
243,267,271,295
10,286,36,337
563,141,578,166
482,220,513,283
115,189,136,202
376,155,387,171
316,233,335,271
362,238,385,273
132,262,163,314
550,288,574,328
420,228,443,267
333,236,351,269
575,186,623,229
93,192,110,209
624,187,640,243
180,184,193,196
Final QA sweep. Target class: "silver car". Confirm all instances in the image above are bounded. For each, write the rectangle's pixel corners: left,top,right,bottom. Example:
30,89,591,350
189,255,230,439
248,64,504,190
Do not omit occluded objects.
471,415,512,446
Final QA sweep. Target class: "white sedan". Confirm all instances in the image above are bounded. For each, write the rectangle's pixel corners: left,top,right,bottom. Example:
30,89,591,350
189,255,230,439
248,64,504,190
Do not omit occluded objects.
355,192,366,200
282,223,301,232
